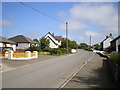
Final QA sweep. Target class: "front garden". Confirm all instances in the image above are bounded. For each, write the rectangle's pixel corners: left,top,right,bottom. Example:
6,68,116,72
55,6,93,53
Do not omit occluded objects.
25,46,72,56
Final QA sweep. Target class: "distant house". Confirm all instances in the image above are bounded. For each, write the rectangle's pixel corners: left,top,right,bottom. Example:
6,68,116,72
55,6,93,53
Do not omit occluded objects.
110,35,120,52
0,36,16,51
9,35,38,50
100,33,114,51
44,32,62,48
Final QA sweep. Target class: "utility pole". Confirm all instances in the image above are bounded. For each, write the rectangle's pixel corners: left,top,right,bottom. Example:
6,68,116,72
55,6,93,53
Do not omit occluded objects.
66,22,68,54
90,35,91,48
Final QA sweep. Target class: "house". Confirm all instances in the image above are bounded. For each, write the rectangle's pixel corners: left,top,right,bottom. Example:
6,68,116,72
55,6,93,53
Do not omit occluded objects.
110,35,120,52
9,35,38,50
100,33,114,51
0,36,16,51
44,32,62,48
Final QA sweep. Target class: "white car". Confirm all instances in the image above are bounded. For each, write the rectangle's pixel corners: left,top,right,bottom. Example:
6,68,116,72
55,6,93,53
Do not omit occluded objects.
93,50,104,54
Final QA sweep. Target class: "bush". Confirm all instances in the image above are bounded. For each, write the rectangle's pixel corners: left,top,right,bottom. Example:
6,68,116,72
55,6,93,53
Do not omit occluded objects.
42,48,50,52
25,46,42,52
109,53,120,64
49,48,68,55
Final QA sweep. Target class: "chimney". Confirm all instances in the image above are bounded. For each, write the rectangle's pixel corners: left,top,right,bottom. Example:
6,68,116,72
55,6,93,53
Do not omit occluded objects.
106,35,108,38
110,33,112,36
52,33,54,36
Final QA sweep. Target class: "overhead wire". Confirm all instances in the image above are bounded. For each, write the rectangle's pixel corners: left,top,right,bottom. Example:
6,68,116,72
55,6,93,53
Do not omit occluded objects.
19,2,64,23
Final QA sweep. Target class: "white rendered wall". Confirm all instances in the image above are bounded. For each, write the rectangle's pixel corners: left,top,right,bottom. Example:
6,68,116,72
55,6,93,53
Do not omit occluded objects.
103,37,113,49
17,43,30,49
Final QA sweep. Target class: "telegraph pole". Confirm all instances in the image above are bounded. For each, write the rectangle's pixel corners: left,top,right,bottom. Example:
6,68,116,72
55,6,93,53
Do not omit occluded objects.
66,22,68,54
90,35,91,47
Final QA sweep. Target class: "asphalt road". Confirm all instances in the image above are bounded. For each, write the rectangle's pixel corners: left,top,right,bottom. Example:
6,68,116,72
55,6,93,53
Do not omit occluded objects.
2,49,93,88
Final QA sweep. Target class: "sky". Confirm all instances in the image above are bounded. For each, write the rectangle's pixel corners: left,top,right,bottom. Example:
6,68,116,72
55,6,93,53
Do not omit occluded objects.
1,1,119,45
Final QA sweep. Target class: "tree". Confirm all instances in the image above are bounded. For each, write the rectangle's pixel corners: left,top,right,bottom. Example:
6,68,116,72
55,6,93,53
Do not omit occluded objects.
69,41,78,49
40,37,50,49
60,38,67,48
93,44,100,50
60,38,78,49
79,43,88,49
33,38,39,42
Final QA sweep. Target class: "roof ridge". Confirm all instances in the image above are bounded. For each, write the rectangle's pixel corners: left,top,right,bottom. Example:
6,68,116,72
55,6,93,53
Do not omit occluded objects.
9,35,37,44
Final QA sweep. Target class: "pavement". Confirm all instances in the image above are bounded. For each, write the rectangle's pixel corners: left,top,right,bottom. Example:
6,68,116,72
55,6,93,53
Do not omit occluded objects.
63,53,117,88
2,50,93,88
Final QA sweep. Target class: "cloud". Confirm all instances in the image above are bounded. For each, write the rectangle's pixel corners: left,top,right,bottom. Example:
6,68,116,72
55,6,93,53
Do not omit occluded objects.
23,30,41,39
58,3,118,44
86,31,101,38
69,3,118,34
59,19,87,31
58,11,67,19
0,20,15,28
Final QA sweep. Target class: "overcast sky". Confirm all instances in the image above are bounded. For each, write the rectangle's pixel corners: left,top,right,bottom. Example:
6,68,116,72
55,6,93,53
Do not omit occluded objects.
1,1,119,45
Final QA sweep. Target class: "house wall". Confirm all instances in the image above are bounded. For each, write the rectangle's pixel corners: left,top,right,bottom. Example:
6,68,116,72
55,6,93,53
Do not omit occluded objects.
45,34,60,48
103,37,113,50
0,43,3,47
49,39,59,48
45,34,59,45
0,42,16,51
17,43,30,49
6,44,16,51
116,38,120,52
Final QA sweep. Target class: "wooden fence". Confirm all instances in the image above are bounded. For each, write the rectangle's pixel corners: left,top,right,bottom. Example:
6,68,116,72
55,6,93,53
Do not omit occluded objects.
13,52,27,58
5,51,38,60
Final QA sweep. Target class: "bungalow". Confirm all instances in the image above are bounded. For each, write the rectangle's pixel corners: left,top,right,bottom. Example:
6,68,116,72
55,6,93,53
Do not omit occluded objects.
110,35,120,52
44,32,62,48
0,36,16,51
9,35,38,50
100,33,114,51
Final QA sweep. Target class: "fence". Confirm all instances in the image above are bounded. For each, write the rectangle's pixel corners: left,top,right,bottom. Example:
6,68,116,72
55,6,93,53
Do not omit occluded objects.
5,51,38,60
13,52,27,57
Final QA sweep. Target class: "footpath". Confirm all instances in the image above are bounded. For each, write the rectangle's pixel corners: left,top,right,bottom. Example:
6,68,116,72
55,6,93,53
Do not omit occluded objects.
63,53,118,88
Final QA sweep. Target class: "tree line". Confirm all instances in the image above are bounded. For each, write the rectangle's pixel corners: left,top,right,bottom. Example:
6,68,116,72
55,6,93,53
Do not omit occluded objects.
33,37,100,51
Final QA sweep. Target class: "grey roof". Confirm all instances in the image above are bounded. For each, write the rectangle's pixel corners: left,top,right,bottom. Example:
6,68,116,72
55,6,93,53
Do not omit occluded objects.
101,35,114,43
111,35,120,42
0,36,15,44
54,36,62,41
45,32,62,41
9,35,38,44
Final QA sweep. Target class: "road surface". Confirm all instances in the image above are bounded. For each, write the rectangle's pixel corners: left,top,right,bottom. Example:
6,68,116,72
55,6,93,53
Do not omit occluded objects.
2,49,93,88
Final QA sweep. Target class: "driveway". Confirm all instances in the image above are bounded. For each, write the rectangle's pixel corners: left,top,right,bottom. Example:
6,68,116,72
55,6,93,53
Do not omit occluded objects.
2,49,93,88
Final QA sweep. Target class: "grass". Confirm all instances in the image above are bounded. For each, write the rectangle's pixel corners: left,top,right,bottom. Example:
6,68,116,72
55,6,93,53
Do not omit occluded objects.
38,52,50,55
38,52,72,56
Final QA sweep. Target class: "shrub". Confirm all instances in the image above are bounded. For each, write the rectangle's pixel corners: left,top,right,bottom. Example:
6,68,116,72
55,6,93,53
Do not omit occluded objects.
42,48,50,52
109,53,120,64
25,46,42,52
49,48,68,55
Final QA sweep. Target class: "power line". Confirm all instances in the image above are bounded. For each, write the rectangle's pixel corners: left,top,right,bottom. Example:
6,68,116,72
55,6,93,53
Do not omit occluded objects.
19,2,64,23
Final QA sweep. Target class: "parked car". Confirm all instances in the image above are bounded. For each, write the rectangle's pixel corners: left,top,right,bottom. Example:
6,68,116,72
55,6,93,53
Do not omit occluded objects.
0,47,14,54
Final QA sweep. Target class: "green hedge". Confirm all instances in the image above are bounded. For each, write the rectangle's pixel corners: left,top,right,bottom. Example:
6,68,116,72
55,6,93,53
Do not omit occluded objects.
109,53,120,64
49,48,71,55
